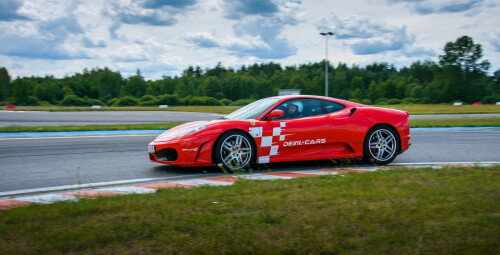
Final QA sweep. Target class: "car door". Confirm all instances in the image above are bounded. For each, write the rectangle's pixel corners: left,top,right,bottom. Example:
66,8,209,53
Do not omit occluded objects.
322,100,364,157
256,98,330,163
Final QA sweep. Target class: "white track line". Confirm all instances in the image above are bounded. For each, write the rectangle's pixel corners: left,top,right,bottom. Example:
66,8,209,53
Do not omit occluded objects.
96,186,157,194
231,174,294,180
169,179,233,186
15,194,81,204
289,170,338,175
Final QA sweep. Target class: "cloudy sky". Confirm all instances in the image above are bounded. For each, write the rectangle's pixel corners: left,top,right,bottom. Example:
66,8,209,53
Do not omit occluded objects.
1,0,499,79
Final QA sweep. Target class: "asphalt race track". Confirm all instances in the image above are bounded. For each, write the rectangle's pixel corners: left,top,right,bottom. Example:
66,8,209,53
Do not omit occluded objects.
1,129,499,193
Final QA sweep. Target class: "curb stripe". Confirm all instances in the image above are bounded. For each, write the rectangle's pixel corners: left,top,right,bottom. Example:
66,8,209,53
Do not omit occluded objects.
0,199,33,210
135,182,197,189
168,179,233,186
320,169,368,173
204,177,239,183
96,186,157,194
230,174,294,180
289,170,339,175
263,172,319,178
60,190,123,198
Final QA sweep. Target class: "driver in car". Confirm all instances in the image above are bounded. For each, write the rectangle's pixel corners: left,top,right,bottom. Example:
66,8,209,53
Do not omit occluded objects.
286,103,302,119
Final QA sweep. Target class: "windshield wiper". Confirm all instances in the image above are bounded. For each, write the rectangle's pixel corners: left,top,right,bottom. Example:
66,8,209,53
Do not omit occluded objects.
218,116,228,120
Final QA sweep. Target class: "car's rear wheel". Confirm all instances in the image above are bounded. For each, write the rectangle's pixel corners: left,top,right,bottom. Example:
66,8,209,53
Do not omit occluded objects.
214,131,255,170
363,125,399,165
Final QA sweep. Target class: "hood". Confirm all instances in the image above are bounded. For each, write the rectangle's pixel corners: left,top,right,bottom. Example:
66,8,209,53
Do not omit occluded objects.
154,121,209,141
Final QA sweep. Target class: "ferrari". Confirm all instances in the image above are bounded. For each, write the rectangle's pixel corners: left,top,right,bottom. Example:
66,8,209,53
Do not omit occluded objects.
148,95,411,169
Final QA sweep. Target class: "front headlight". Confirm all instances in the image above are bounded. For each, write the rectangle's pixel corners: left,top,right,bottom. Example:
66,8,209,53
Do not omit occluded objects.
147,145,155,154
176,125,207,137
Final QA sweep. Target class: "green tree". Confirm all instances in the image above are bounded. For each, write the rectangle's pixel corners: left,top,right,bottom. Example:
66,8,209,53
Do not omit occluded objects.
175,80,188,98
94,67,122,102
10,79,34,105
410,85,426,99
63,86,74,97
439,35,490,73
34,78,59,103
126,69,146,98
350,76,364,90
0,67,11,102
350,88,363,100
198,76,222,98
367,81,378,102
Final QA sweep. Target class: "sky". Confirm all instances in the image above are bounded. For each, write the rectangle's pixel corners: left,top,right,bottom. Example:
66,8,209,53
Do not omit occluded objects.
0,0,499,80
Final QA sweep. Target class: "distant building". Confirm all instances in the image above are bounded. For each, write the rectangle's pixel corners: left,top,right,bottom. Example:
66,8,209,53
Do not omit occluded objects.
278,89,301,96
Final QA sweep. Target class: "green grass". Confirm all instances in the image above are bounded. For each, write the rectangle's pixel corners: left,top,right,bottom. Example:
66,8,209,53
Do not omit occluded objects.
0,123,183,133
8,104,500,115
410,117,500,128
1,167,499,254
380,104,500,115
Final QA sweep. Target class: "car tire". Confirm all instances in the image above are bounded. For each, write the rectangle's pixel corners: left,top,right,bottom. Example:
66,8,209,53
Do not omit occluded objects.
363,125,400,165
214,131,256,171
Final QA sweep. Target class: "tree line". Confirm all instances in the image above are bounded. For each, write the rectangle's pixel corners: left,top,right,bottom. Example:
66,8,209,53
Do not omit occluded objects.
1,35,499,107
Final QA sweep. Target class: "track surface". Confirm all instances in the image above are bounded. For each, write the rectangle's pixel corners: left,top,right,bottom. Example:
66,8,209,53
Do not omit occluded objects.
1,111,499,127
1,129,499,193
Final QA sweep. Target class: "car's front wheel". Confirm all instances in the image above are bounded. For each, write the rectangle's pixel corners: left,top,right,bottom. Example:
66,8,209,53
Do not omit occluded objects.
363,125,400,165
214,131,255,170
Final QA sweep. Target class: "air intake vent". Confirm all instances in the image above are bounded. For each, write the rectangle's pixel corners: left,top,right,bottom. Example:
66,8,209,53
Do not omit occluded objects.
349,108,357,117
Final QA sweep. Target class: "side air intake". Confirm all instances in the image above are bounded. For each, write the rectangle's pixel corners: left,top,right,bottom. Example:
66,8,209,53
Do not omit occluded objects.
349,108,357,117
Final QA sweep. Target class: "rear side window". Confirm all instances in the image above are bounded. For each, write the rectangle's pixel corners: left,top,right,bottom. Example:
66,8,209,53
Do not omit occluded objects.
322,100,346,114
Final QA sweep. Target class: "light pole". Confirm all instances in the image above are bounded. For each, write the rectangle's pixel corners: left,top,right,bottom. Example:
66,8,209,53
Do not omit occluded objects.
320,32,334,97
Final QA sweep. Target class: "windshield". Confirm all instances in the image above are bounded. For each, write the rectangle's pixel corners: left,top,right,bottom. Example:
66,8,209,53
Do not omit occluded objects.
224,98,280,120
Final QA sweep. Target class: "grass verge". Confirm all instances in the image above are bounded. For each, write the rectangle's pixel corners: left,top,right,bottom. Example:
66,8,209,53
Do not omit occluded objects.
1,166,499,254
380,104,500,115
7,104,500,115
410,117,500,128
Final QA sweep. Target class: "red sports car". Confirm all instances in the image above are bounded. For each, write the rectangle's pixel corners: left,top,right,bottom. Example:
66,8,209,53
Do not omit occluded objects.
148,95,410,169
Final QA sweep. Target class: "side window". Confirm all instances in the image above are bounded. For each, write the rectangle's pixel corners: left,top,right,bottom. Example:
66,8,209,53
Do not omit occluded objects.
275,99,323,120
322,100,346,114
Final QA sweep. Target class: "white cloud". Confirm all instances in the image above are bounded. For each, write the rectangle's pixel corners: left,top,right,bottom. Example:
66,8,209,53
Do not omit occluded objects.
0,0,498,79
488,29,500,52
109,44,150,62
317,14,417,55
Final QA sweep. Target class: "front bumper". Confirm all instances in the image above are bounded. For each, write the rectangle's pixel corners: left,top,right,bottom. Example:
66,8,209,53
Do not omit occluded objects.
148,134,218,167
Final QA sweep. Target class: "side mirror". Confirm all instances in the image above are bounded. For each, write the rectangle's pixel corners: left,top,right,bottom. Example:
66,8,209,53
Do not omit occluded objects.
268,109,284,120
